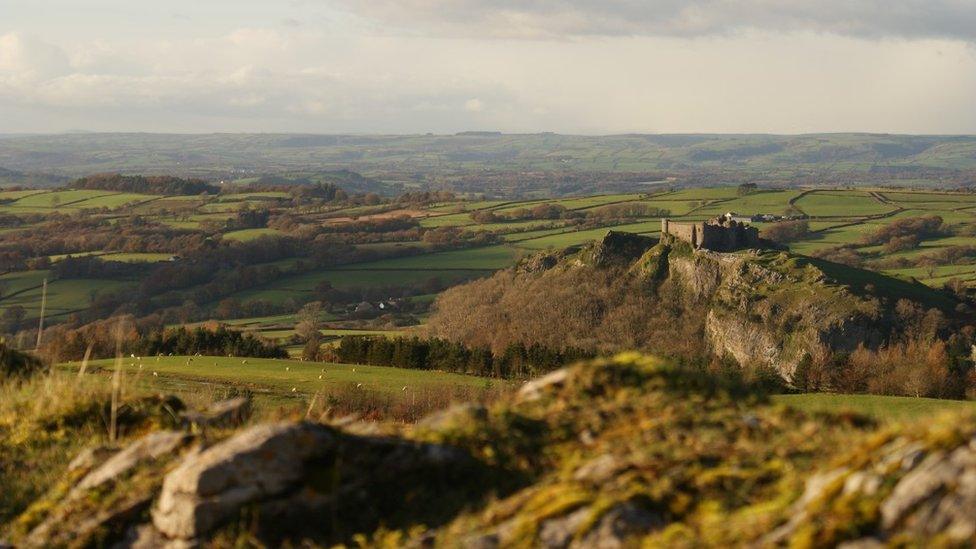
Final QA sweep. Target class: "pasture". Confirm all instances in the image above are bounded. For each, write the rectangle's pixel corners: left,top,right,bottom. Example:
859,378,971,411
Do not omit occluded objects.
794,191,895,217
67,356,503,415
773,393,976,422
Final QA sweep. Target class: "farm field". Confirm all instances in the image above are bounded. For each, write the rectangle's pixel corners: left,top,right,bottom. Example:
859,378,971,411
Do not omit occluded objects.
0,277,133,320
61,355,976,423
773,393,976,422
333,245,519,270
66,356,501,413
4,184,976,342
794,191,895,217
98,252,175,263
221,228,284,241
233,268,488,304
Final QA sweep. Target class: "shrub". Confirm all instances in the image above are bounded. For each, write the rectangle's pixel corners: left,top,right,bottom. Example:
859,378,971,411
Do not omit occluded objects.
0,343,43,380
762,220,810,243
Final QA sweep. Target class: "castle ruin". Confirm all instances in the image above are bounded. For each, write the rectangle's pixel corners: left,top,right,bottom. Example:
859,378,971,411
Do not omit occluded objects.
661,213,760,252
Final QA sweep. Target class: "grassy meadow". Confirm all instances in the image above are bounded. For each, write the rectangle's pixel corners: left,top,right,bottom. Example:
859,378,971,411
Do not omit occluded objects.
773,393,976,422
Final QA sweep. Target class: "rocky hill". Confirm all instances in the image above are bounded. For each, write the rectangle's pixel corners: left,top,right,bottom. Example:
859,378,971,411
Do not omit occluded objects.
428,231,965,382
640,234,959,379
5,353,976,547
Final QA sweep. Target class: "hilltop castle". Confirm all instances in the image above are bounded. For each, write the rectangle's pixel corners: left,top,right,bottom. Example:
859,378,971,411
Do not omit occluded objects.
661,213,760,252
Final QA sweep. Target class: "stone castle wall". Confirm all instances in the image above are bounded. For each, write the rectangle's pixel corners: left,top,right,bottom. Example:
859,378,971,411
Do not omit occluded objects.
661,217,760,252
661,219,704,247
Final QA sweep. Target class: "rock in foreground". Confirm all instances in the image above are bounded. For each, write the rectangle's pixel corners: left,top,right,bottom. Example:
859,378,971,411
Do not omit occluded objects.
9,354,976,547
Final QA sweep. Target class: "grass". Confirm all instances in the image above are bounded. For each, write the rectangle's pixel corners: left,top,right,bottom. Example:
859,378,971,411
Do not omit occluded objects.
0,270,50,295
222,228,283,241
6,190,113,210
794,191,894,217
419,213,475,228
0,189,46,201
219,191,290,200
233,267,489,303
333,245,519,271
695,189,803,217
70,193,156,209
773,393,976,422
0,276,134,320
73,355,497,398
514,221,660,250
99,252,175,263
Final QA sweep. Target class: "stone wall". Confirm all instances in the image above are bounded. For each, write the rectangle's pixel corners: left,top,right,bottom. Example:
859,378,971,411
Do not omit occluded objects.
700,221,760,251
661,217,759,252
661,219,704,248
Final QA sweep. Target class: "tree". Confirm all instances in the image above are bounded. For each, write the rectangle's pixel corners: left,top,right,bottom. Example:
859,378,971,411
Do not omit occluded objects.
302,332,323,361
295,301,323,341
737,183,758,196
761,220,809,243
1,306,26,334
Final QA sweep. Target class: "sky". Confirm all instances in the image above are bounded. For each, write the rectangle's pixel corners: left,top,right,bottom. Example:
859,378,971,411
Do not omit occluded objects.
1,0,976,134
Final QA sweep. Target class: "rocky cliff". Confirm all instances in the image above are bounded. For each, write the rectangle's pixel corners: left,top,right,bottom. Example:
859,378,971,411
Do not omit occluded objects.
644,239,895,378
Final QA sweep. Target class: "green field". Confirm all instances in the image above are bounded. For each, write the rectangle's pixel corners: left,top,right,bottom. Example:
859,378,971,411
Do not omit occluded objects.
696,189,804,217
222,228,284,241
774,393,976,422
794,191,894,217
0,189,46,201
71,193,156,209
99,252,175,263
4,190,111,210
0,277,133,319
514,221,660,250
335,245,519,270
72,355,495,399
234,268,488,304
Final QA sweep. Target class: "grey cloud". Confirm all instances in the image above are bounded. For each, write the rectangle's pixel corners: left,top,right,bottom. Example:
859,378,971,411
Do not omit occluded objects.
337,0,976,41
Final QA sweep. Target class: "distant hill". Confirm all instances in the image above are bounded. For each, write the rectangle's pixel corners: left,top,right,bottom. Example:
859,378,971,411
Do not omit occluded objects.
246,170,391,195
0,167,67,188
0,133,975,189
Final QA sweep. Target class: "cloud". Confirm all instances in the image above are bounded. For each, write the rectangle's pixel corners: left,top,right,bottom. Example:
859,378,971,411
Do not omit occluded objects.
336,0,976,42
0,29,518,132
0,33,71,81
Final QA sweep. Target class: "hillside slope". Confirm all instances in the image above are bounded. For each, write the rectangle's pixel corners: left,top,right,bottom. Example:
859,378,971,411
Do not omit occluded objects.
428,232,965,380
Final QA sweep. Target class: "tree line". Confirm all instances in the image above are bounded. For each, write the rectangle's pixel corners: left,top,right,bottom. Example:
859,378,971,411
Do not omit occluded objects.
332,336,593,379
71,174,218,195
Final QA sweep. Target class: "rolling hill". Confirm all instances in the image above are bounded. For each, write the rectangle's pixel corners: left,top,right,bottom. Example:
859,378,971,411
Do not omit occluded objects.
0,133,975,186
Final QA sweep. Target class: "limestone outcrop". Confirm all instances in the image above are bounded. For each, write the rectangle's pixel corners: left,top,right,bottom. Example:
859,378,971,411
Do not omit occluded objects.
9,356,976,547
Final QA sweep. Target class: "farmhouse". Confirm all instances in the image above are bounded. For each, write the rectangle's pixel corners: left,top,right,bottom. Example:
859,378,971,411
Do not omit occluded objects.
661,213,761,252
